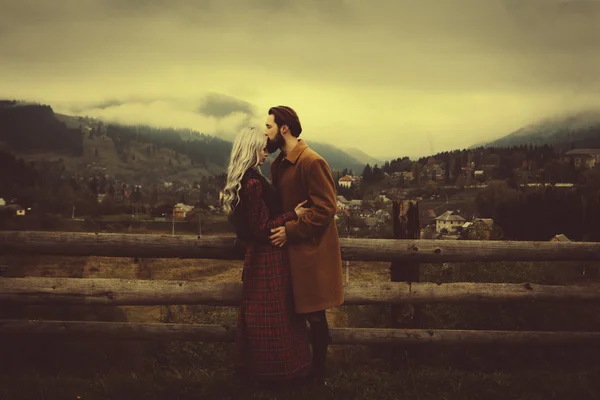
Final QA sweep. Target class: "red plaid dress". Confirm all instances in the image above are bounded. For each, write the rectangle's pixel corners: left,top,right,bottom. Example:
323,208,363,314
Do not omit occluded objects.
233,177,312,381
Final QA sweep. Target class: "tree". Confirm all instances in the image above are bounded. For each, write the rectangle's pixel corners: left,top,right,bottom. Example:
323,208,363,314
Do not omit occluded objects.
150,186,158,209
411,162,421,186
444,154,451,184
371,164,384,182
466,221,503,240
131,187,142,204
453,157,463,182
397,173,405,188
362,164,373,183
89,177,98,199
424,180,439,196
475,180,519,219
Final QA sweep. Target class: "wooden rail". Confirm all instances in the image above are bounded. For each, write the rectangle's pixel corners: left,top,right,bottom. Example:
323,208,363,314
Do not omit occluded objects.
2,320,599,345
2,230,600,347
3,277,600,306
2,230,600,262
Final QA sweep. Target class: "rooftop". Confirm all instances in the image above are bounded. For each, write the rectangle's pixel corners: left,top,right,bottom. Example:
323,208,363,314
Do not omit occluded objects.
435,210,466,222
565,149,600,156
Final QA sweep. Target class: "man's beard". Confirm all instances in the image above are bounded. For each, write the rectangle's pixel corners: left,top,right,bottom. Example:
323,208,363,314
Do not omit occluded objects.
266,130,284,154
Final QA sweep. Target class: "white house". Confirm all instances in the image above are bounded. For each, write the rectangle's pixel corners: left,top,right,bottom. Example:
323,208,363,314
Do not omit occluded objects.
338,175,354,188
348,200,363,210
435,211,466,233
336,195,350,210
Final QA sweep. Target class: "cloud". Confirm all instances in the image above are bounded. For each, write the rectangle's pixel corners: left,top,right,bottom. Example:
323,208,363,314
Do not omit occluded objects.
196,93,257,118
64,93,262,141
0,0,599,158
72,99,251,139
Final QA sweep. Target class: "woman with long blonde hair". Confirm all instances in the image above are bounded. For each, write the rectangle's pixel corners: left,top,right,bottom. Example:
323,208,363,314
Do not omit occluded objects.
224,127,312,385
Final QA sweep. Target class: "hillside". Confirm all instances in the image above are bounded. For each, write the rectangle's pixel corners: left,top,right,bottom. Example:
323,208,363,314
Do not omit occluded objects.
52,114,227,185
342,146,384,167
0,101,368,185
0,101,83,155
478,109,600,151
0,103,233,187
309,141,365,174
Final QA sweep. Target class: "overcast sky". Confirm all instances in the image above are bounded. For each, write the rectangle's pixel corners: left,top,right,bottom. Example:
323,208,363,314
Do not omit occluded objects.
2,0,599,159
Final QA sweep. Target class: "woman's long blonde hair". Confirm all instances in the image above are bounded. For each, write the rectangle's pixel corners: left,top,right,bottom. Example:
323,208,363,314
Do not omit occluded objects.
222,126,267,215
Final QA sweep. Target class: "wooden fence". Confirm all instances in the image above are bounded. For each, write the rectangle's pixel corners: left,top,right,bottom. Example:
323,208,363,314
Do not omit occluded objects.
1,230,600,345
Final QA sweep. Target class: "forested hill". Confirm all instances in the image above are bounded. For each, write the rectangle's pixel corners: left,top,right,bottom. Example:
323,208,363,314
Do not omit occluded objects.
478,110,600,151
105,124,232,169
0,100,367,177
0,101,83,155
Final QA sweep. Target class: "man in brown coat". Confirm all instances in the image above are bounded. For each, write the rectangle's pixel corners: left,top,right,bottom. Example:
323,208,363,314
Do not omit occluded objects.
265,105,344,385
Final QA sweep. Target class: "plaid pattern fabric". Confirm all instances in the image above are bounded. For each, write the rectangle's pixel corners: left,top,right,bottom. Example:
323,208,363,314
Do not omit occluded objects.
234,178,312,380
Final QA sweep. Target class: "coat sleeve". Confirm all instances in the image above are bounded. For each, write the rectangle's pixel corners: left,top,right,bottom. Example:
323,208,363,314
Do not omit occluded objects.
242,178,297,242
285,158,337,242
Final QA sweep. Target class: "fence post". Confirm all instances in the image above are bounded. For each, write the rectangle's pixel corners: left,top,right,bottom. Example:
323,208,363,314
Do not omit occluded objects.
390,200,420,369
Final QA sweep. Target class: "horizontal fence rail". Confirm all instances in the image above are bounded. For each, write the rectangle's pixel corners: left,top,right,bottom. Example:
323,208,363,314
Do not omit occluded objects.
3,277,600,306
1,320,599,345
2,231,600,262
3,230,600,349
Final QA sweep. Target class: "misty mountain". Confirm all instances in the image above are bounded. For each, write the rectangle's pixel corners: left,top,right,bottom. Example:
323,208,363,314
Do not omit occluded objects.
100,125,366,175
342,146,383,167
0,101,366,181
309,142,365,175
477,109,600,151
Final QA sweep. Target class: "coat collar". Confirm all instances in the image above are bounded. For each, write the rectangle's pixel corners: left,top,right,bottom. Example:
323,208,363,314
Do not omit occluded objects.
281,139,308,164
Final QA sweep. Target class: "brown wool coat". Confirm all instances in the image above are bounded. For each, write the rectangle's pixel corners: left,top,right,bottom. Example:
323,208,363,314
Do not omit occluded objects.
271,139,344,314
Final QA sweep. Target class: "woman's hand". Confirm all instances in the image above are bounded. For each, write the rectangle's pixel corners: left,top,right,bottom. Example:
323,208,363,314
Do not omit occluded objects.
294,200,308,218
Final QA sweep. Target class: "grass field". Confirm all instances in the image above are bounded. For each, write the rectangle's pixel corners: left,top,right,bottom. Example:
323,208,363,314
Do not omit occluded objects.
2,248,600,399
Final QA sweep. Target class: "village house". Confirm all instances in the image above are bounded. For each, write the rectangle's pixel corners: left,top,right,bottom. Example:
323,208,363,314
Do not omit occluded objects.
550,233,570,242
338,175,360,188
12,205,26,216
336,195,350,211
348,199,363,210
173,203,194,219
462,218,495,239
0,201,27,217
424,164,445,182
435,210,466,233
563,149,600,169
